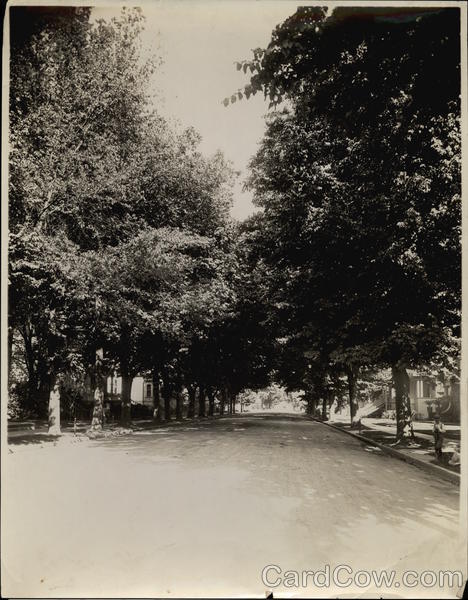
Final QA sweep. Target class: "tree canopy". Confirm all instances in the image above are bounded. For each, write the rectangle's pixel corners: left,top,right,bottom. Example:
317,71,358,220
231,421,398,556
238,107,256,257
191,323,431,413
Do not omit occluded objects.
8,6,247,430
236,6,461,438
8,6,461,443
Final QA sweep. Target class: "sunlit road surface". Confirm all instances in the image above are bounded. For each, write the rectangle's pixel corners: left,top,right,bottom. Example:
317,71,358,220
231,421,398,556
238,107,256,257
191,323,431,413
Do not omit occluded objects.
3,413,464,598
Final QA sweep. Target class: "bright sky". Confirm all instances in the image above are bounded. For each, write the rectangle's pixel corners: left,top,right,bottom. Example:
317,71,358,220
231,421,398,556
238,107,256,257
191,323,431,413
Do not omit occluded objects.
95,1,300,220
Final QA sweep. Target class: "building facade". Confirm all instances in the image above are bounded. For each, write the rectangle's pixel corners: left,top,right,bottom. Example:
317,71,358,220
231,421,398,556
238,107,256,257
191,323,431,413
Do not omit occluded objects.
384,370,460,423
106,375,154,407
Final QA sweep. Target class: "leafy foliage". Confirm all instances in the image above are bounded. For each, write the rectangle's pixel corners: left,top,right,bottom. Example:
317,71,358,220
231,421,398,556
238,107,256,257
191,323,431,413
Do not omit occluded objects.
8,7,242,424
239,7,461,434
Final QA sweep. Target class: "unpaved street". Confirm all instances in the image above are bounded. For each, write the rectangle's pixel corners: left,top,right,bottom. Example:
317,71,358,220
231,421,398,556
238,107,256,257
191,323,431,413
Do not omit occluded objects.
3,414,463,597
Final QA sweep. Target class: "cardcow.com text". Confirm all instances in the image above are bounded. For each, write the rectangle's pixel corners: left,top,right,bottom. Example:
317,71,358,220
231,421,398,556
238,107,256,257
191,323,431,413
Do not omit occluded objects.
261,564,464,591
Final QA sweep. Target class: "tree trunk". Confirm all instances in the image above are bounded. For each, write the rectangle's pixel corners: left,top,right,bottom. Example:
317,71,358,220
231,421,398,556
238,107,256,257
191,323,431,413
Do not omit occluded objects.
392,365,412,442
26,378,38,415
120,372,133,427
36,375,50,419
86,366,95,403
198,385,206,417
162,378,172,422
321,396,328,420
187,385,196,418
89,348,105,431
207,387,215,417
152,368,164,422
176,387,183,420
305,391,316,416
47,374,61,435
90,386,105,431
21,323,36,400
232,393,236,414
346,364,360,428
220,387,226,415
152,369,163,421
21,324,48,418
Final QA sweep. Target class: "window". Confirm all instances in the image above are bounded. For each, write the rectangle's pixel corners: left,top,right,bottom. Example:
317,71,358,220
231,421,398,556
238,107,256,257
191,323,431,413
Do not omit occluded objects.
416,380,423,398
146,383,152,398
416,379,433,398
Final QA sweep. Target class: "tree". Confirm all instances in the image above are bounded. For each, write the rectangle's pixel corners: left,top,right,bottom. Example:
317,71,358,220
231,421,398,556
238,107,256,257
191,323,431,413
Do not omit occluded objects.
10,7,157,245
9,5,241,433
9,7,159,426
9,230,94,433
245,111,375,426
108,226,236,423
238,6,461,441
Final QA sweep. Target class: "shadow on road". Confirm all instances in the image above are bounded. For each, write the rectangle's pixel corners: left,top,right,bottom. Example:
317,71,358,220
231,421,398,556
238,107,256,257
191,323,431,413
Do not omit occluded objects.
6,411,460,580
86,412,460,545
8,433,61,445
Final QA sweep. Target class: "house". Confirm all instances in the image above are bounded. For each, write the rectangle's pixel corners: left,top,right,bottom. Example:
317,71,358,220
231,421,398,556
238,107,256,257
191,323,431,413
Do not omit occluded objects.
384,370,460,423
106,374,154,407
408,370,460,422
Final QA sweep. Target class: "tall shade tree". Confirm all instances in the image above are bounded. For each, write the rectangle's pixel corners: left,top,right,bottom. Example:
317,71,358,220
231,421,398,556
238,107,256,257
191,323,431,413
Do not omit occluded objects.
9,7,157,429
238,7,461,440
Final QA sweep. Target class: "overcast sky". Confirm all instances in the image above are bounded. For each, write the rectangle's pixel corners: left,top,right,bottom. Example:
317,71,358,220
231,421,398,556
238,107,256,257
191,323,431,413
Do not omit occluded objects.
94,1,302,219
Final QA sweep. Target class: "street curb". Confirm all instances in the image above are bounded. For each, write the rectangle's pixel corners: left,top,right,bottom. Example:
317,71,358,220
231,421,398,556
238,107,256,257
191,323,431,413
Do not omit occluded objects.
308,417,460,486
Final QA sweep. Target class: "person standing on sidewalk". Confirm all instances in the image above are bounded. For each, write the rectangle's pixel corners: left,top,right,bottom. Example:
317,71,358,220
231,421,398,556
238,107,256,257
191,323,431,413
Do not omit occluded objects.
433,415,445,460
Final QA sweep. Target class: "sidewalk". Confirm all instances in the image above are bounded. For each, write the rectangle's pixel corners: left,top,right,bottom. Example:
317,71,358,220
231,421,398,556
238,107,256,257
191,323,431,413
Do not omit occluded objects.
319,417,460,485
361,417,461,441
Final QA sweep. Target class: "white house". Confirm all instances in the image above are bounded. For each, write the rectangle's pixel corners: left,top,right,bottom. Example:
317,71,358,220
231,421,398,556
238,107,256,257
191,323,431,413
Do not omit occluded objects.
106,375,154,407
